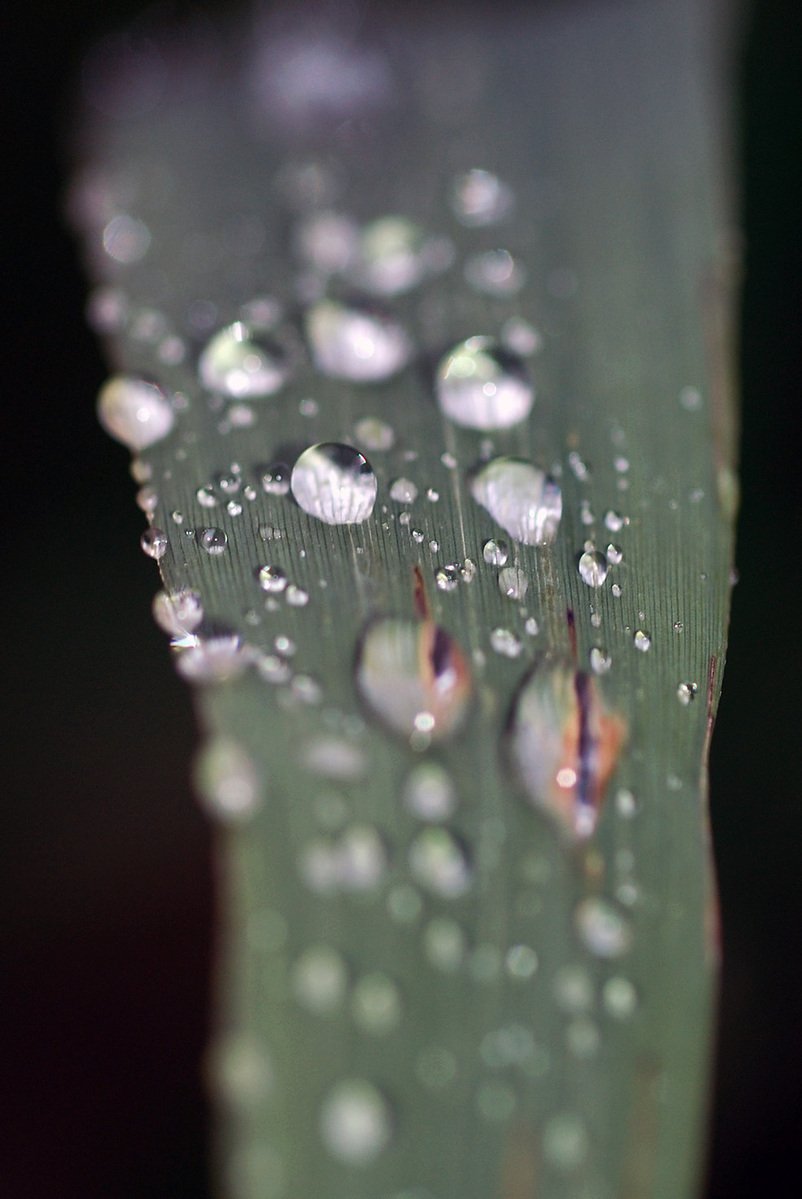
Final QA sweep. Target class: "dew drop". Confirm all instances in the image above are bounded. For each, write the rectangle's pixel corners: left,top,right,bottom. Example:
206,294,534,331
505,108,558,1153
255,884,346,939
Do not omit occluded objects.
451,169,513,227
602,975,638,1019
305,298,412,381
552,964,594,1014
257,564,288,593
200,527,228,555
141,527,168,560
291,443,377,526
351,972,402,1034
389,477,418,504
435,564,460,593
351,216,434,296
578,550,608,588
423,916,466,971
490,627,522,658
402,763,457,822
286,584,309,607
606,543,623,565
575,897,632,958
320,1079,391,1165
356,618,471,743
510,662,627,839
197,485,218,509
295,210,359,274
604,509,625,532
589,647,612,675
633,629,652,652
436,337,533,430
102,213,150,264
152,588,204,638
464,248,526,296
677,681,698,705
471,458,561,545
353,416,395,451
292,945,348,1015
194,737,261,822
260,463,291,496
505,944,538,979
498,566,528,601
409,827,473,898
482,538,509,566
175,632,251,684
501,316,542,357
199,322,288,399
97,376,174,451
542,1113,589,1171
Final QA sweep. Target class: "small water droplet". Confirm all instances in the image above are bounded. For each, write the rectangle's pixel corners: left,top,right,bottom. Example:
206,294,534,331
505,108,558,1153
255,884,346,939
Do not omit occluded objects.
542,1113,589,1171
97,376,174,450
606,543,623,565
505,944,538,979
435,565,460,593
423,916,466,971
305,298,412,381
498,566,528,601
490,627,522,658
389,477,418,504
451,169,513,227
102,213,150,263
291,443,377,525
677,681,698,705
257,564,288,593
501,316,542,356
196,485,218,509
464,248,526,296
633,629,651,652
575,897,632,958
409,827,473,898
351,972,401,1034
615,788,639,818
136,486,158,515
260,463,291,495
525,616,540,636
353,416,395,451
141,527,168,559
286,584,309,607
194,737,261,822
436,337,533,430
200,527,228,555
552,964,594,1013
482,538,509,566
578,550,608,588
611,583,623,598
295,210,359,274
351,216,435,296
604,509,625,532
566,1017,600,1059
152,588,204,638
199,322,288,399
402,763,457,822
356,618,471,743
175,632,250,683
292,945,348,1014
471,458,562,545
679,385,703,411
319,1079,391,1165
602,975,638,1019
589,647,612,675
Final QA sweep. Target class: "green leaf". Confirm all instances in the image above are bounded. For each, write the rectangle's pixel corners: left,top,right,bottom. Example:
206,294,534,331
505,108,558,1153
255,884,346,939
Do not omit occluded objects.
71,1,739,1195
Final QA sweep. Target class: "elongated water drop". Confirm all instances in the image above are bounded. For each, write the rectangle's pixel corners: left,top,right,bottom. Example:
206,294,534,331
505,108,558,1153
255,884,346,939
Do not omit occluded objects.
471,458,562,545
356,618,471,743
509,660,626,838
97,375,174,450
305,298,412,381
436,337,533,430
199,322,288,398
291,443,377,525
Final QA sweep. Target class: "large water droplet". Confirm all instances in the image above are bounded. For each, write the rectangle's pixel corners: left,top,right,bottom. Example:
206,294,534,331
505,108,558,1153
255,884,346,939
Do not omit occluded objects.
291,443,377,525
199,322,288,398
319,1079,392,1165
509,661,626,838
200,527,228,555
140,527,168,560
356,618,472,743
305,298,412,381
471,458,562,546
409,827,473,898
578,550,608,588
97,376,174,450
436,337,533,430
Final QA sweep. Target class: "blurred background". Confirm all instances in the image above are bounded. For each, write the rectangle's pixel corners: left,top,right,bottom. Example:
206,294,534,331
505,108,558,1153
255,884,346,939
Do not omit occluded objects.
2,1,800,1195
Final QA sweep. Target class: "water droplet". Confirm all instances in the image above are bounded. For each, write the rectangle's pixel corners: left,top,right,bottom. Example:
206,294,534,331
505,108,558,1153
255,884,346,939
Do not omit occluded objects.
436,337,533,430
677,681,698,705
589,647,612,675
206,1031,273,1107
292,945,348,1014
505,944,538,979
615,788,639,818
199,322,288,399
194,737,261,822
464,248,526,296
552,964,594,1013
501,316,542,356
286,584,309,607
611,583,623,598
525,616,539,636
102,213,150,263
498,566,528,601
578,550,608,588
490,627,522,658
633,629,651,652
257,564,288,593
542,1113,588,1171
566,1017,600,1059
606,543,623,565
482,538,509,566
435,564,460,593
137,487,158,516
409,827,473,898
303,736,366,781
403,763,457,822
290,443,377,526
602,975,638,1019
679,385,703,411
319,1079,391,1165
175,632,251,684
471,458,562,545
338,824,388,891
260,463,291,495
510,662,627,839
196,485,218,509
389,477,418,504
451,169,513,227
351,216,433,296
353,416,395,451
575,897,632,958
152,588,203,638
423,916,466,971
356,619,472,743
604,509,626,532
200,527,228,555
351,972,401,1034
141,527,168,559
476,1079,518,1122
295,210,359,274
97,376,174,450
305,298,412,381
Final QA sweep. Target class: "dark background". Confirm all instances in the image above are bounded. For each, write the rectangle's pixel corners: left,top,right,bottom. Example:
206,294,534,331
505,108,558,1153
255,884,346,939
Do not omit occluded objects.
2,1,800,1196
